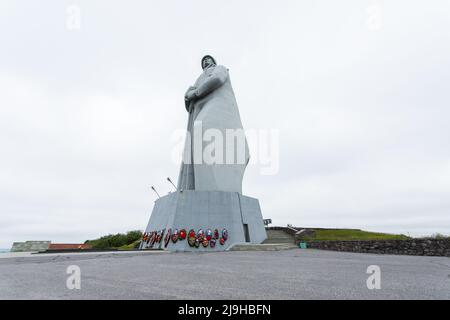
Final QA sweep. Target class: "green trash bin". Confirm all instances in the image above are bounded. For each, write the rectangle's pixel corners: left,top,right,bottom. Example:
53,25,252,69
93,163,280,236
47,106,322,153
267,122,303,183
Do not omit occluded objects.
299,242,307,249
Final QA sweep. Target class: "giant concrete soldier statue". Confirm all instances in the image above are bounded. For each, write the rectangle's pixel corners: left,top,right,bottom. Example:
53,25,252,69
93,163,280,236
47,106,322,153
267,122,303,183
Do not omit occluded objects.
141,56,266,252
178,55,250,193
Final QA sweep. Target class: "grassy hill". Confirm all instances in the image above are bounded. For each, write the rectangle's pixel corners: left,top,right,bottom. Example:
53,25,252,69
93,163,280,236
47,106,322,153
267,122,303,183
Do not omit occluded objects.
85,230,142,250
302,229,410,241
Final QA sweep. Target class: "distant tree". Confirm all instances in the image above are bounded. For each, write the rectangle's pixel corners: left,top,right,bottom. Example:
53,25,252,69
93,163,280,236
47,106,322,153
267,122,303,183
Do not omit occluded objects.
126,230,143,244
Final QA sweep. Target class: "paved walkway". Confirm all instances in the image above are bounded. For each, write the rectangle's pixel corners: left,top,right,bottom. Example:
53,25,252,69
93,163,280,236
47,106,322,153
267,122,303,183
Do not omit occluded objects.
0,249,449,299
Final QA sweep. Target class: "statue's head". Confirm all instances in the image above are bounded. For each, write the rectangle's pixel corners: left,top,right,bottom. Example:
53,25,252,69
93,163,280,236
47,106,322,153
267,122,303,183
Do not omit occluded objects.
201,55,216,70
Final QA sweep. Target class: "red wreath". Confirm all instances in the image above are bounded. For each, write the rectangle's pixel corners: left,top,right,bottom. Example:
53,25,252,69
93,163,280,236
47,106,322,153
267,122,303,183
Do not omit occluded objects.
159,229,165,243
179,229,187,240
164,229,172,247
149,232,155,243
188,229,196,247
156,231,161,243
149,232,156,246
222,229,228,241
206,229,212,241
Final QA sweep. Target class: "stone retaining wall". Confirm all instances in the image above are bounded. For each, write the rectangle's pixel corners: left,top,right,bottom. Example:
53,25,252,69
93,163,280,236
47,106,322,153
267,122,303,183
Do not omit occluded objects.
304,239,450,257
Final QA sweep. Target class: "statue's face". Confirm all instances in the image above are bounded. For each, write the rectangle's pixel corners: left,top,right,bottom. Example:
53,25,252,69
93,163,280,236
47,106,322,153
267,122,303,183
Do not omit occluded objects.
202,57,215,69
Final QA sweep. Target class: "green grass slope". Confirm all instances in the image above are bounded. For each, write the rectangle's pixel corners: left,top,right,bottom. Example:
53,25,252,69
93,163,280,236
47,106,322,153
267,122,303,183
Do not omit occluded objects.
304,229,410,241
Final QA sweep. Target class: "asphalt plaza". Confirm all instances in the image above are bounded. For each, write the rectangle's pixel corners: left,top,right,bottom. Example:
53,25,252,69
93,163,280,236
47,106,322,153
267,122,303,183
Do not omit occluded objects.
0,249,449,299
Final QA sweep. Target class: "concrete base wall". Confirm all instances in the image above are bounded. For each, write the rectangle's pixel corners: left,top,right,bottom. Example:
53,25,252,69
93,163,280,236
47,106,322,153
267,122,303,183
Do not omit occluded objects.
141,191,267,252
11,241,51,252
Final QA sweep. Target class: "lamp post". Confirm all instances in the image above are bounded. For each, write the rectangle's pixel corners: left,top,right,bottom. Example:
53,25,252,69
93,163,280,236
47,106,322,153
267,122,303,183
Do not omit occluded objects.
151,186,161,199
167,177,178,191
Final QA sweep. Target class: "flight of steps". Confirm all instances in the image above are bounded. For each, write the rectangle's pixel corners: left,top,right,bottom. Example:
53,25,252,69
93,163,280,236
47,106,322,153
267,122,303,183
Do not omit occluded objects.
229,243,295,251
263,229,296,244
228,228,298,251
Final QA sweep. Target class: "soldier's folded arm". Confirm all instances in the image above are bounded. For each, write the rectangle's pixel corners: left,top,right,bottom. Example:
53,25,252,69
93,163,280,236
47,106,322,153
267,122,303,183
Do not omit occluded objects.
194,65,228,99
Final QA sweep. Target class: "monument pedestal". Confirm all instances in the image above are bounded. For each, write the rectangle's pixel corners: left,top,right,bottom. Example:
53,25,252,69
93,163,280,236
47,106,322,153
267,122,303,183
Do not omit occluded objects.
141,191,267,252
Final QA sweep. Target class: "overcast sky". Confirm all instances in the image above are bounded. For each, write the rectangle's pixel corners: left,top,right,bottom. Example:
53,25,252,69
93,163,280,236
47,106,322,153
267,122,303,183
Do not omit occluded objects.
1,0,449,248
